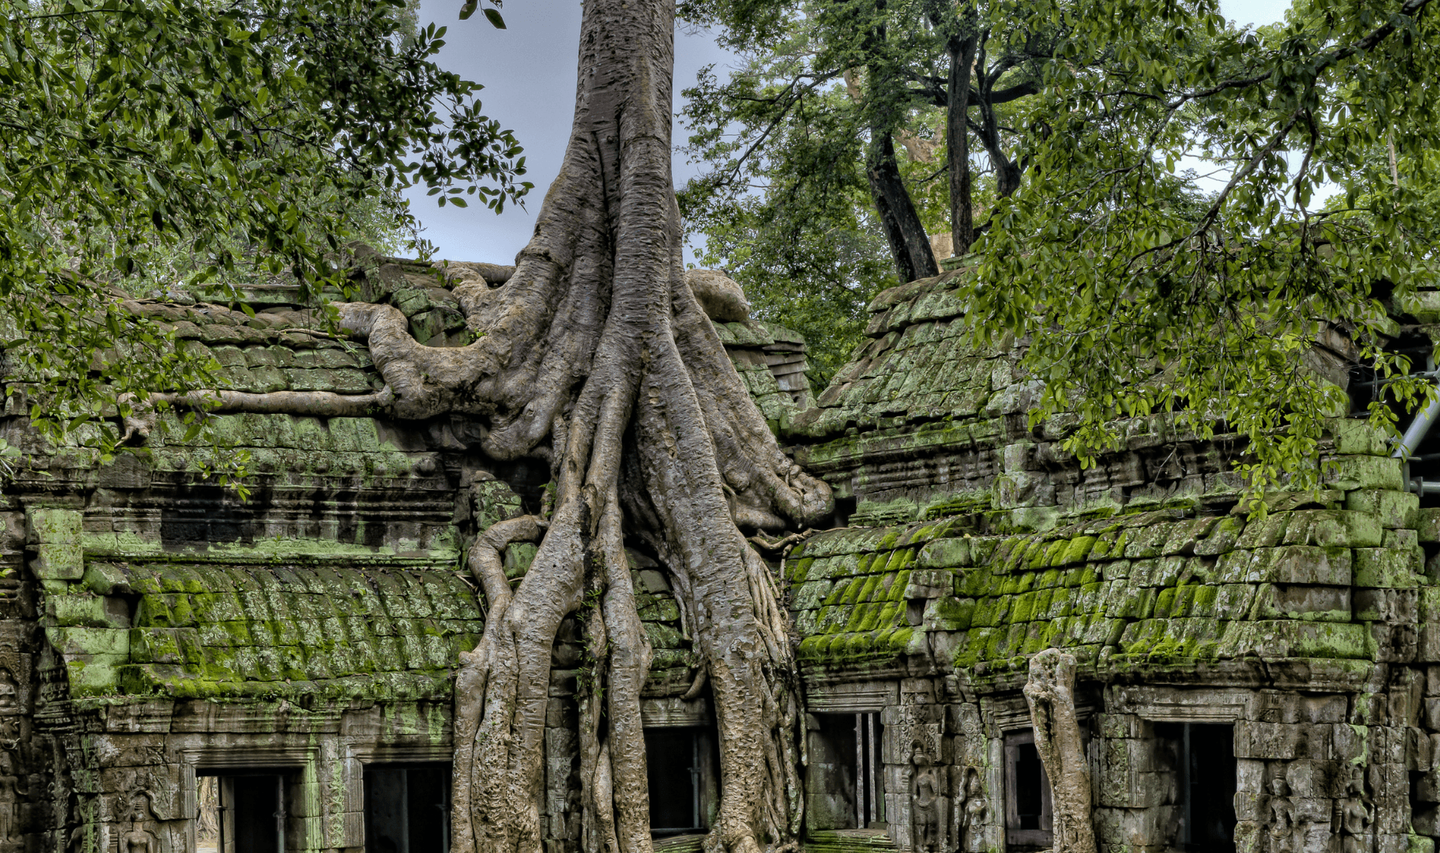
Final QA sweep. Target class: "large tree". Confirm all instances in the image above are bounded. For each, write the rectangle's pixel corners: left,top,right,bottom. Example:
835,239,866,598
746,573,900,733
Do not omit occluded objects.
17,1,1440,852
135,1,833,852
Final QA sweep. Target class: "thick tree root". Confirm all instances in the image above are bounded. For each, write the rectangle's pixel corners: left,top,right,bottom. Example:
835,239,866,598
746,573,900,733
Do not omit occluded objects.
139,0,830,851
1023,649,1096,853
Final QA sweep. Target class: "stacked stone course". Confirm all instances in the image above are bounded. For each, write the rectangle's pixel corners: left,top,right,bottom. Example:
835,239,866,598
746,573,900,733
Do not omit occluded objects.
3,263,1440,853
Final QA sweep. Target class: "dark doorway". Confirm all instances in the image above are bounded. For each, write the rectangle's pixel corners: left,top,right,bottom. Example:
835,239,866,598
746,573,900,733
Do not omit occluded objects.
1012,742,1045,830
805,712,885,832
364,764,451,853
645,728,701,834
196,771,286,853
1156,722,1237,852
1004,730,1052,849
645,727,713,836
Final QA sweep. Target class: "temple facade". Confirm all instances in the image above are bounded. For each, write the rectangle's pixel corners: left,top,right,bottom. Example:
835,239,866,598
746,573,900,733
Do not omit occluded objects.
1,261,1437,853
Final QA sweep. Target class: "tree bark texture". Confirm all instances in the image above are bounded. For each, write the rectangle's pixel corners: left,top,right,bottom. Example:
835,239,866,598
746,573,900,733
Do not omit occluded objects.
152,1,832,851
945,30,978,256
1022,650,1096,853
866,131,938,282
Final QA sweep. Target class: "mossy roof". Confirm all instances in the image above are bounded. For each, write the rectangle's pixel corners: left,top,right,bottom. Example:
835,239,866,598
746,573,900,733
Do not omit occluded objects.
48,560,485,702
117,267,805,420
787,499,1421,681
788,270,987,444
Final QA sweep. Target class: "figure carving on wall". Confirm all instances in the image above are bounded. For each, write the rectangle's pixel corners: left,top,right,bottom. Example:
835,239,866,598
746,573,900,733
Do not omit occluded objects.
1337,771,1372,853
120,793,158,853
0,668,17,715
909,740,941,853
1266,777,1296,853
0,749,25,844
959,768,988,853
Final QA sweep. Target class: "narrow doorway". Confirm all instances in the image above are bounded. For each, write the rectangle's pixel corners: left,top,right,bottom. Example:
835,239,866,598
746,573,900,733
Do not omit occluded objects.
805,712,885,831
364,763,451,853
1156,722,1237,852
1003,730,1052,849
644,727,715,837
195,771,287,853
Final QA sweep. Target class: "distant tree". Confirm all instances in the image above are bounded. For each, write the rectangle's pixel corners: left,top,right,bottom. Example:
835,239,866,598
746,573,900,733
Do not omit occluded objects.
680,0,1211,383
681,85,894,387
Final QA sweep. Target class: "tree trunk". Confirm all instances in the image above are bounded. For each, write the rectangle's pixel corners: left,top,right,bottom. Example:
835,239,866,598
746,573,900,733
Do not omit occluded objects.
866,130,939,282
1022,650,1096,853
858,1,937,283
145,1,832,851
946,29,978,256
973,46,1022,200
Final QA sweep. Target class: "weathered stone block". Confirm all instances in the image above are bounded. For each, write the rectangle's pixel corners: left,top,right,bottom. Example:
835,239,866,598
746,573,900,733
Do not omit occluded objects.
1217,620,1370,661
1354,546,1423,588
47,626,130,657
1346,488,1419,529
1331,418,1392,455
1417,508,1440,544
1193,516,1244,556
1233,819,1260,853
28,506,81,544
1252,583,1351,621
1409,727,1433,772
34,541,84,580
50,592,129,628
1281,510,1383,548
1216,546,1352,586
1333,723,1367,763
1324,455,1405,491
917,537,973,569
1355,588,1418,623
1233,721,1334,760
1375,622,1419,663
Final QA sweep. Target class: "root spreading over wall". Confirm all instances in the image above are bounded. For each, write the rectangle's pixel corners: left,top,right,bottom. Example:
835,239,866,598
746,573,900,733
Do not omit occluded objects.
142,1,832,852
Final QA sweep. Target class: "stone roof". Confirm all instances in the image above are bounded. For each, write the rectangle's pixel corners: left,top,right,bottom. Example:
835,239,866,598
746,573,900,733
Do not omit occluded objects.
787,476,1434,686
13,260,1425,705
46,556,482,702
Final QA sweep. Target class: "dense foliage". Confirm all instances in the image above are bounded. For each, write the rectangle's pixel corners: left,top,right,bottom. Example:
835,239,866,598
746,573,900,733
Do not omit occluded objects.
679,0,1160,385
0,0,523,459
684,0,1440,489
970,0,1439,489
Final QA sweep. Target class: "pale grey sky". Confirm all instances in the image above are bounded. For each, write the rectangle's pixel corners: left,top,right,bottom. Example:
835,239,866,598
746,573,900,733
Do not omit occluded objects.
402,0,1294,263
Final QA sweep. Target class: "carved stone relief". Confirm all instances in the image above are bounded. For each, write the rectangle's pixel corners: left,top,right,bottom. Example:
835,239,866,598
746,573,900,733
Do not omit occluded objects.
1337,768,1372,853
0,745,26,850
908,738,942,853
118,791,158,853
1266,777,1297,853
0,647,23,717
957,767,989,853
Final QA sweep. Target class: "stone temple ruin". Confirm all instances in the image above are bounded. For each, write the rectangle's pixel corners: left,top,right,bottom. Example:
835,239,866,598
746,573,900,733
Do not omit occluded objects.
2,257,1440,853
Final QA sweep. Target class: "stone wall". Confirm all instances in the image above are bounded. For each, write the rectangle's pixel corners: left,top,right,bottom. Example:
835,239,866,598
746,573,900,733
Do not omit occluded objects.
4,260,1437,853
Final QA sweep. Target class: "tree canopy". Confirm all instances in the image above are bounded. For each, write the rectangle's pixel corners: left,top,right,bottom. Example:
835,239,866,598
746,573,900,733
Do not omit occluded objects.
0,0,526,460
683,0,1440,488
969,0,1439,488
679,0,1208,386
